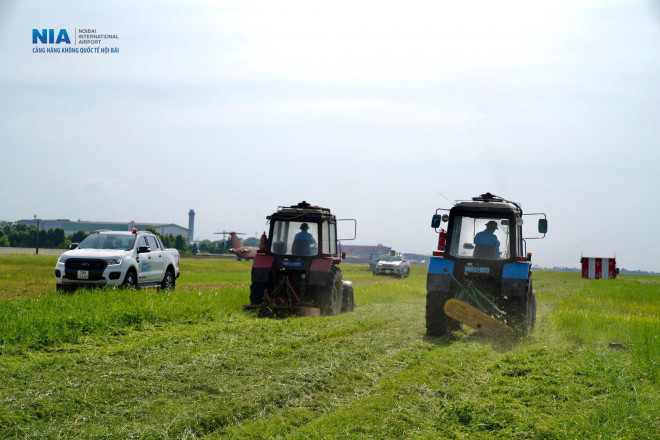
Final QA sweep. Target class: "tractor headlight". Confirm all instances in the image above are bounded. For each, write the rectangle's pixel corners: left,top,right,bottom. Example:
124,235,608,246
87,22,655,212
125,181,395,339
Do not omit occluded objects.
106,258,122,266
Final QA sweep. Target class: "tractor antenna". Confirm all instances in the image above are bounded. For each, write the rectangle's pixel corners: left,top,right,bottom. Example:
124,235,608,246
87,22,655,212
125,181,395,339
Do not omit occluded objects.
437,191,454,206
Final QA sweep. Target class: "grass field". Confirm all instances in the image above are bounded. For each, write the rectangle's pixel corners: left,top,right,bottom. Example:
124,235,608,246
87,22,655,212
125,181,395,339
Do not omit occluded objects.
0,255,658,439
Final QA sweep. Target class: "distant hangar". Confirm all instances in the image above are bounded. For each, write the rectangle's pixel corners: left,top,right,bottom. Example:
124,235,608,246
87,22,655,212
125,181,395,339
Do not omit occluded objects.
19,210,194,243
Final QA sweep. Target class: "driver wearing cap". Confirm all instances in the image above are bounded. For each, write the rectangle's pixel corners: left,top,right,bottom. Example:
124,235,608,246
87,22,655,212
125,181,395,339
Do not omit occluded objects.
474,220,500,255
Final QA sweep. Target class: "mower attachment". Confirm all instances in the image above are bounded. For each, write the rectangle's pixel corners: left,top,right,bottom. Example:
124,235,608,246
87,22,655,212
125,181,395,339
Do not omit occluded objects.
242,303,320,317
444,298,514,340
243,275,321,317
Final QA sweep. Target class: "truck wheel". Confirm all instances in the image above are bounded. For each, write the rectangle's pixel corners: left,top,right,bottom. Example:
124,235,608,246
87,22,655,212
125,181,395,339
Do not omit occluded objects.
426,290,453,336
160,269,175,290
250,282,268,305
122,269,137,289
341,283,354,312
315,266,343,316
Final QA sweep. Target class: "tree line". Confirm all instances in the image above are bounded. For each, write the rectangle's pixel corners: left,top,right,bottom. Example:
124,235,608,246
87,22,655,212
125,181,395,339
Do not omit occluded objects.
0,221,81,249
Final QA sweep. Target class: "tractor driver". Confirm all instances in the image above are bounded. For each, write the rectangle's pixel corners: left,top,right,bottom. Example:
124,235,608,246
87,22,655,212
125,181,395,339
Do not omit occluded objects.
292,223,317,255
474,221,500,256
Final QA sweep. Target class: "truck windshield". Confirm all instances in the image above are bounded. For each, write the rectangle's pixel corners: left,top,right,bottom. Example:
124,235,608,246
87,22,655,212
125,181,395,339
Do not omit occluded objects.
78,234,135,251
270,220,319,256
449,216,510,260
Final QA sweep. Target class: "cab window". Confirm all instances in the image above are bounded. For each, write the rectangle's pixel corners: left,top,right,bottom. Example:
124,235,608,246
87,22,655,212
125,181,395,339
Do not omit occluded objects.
270,220,319,256
146,236,160,251
138,236,149,250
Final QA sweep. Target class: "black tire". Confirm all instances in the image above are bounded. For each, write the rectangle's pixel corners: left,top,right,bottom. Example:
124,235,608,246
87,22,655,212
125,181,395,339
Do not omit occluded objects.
122,269,137,289
426,290,453,336
249,282,269,305
507,278,534,335
506,298,527,332
527,280,536,331
160,268,175,290
341,283,355,313
315,265,343,316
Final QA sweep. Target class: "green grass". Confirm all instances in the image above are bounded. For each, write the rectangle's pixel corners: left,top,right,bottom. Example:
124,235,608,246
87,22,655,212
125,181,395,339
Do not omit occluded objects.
0,254,59,300
552,277,660,382
0,254,658,439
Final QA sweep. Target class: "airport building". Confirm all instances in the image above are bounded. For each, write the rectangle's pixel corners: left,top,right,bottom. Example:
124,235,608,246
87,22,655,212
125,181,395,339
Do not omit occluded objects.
19,211,194,243
342,244,392,263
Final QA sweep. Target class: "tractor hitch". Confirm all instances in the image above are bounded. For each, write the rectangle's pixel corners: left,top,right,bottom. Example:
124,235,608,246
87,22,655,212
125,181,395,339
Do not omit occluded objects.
243,276,321,318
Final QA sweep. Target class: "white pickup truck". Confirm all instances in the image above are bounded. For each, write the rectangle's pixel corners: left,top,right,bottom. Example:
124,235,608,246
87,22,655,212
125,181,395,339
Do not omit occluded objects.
55,229,180,291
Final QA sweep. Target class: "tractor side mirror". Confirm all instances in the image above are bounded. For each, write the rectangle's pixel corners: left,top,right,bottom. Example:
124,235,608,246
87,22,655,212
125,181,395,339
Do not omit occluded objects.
431,214,441,228
538,219,548,234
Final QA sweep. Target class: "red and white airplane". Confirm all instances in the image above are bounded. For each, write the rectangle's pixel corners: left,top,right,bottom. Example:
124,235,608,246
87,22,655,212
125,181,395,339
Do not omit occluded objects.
214,231,258,260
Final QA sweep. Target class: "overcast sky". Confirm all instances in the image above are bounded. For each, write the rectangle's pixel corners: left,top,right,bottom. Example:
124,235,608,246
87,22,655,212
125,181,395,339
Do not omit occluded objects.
1,0,659,271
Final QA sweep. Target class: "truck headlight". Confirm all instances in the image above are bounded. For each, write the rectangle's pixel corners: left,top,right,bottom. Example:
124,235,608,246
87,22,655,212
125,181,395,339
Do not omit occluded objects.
57,256,67,264
106,258,122,265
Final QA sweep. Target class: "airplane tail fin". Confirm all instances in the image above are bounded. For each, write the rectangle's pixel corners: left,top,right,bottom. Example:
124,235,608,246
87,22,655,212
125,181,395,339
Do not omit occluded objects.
229,232,242,249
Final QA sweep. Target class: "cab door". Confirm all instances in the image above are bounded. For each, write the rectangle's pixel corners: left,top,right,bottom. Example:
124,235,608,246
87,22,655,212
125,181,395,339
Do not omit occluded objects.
136,236,156,283
146,235,164,282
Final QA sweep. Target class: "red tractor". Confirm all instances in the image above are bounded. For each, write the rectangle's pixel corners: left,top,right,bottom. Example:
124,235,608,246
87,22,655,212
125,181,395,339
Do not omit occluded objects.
245,201,356,316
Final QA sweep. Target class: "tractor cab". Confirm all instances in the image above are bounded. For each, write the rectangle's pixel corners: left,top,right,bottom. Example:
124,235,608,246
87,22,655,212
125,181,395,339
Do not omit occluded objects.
431,193,547,264
266,201,339,259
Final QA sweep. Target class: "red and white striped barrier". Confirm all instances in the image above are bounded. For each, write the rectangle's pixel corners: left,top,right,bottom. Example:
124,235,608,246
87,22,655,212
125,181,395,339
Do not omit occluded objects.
581,257,617,279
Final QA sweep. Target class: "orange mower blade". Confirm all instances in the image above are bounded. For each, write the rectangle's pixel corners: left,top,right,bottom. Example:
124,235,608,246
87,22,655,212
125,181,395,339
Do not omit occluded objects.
444,298,514,340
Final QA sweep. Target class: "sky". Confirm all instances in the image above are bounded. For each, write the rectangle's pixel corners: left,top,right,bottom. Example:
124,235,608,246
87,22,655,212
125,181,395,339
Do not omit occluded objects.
1,0,660,271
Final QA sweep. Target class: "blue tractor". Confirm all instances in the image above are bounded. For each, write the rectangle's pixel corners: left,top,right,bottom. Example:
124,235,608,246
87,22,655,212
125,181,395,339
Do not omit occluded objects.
426,193,547,338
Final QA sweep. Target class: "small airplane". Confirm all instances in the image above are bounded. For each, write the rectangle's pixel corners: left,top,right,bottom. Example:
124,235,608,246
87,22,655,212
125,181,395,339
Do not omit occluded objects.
214,231,258,260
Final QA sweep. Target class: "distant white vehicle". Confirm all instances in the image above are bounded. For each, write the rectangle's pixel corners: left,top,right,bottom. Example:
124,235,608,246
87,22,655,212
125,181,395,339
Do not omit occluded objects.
55,230,180,291
373,252,410,278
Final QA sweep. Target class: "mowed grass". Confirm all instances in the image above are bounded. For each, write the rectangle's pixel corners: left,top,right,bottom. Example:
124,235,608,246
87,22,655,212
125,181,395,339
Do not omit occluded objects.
0,254,658,439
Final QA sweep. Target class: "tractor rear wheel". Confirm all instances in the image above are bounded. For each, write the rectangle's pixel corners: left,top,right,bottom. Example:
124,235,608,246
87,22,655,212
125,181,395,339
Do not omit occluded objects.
249,282,269,305
426,290,453,336
527,280,536,330
506,278,535,335
315,265,343,315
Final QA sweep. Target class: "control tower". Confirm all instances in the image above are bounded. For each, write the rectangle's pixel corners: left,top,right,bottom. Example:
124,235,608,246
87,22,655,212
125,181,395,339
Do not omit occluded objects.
188,209,195,244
